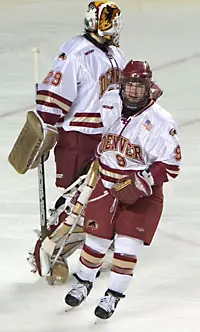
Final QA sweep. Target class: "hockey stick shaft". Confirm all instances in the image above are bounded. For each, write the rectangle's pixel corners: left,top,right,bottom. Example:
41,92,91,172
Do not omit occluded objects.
38,156,47,239
50,216,80,268
33,47,47,240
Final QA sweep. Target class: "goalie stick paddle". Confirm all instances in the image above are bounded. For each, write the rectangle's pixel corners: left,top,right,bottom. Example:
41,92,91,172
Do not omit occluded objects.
33,47,47,240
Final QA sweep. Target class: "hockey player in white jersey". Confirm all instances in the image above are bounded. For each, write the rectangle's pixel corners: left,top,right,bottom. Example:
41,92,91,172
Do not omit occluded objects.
64,60,181,319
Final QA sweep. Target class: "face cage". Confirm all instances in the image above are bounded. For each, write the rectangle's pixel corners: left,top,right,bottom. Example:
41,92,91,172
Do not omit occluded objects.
121,80,151,111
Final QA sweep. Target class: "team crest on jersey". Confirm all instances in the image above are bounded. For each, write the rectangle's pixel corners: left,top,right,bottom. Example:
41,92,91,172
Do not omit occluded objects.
86,219,99,231
58,52,67,60
169,128,177,136
143,119,153,131
121,117,129,125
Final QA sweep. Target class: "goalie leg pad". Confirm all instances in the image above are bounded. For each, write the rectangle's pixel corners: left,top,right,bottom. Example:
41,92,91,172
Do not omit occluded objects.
34,239,51,277
32,228,85,283
46,260,69,284
49,221,84,243
59,232,85,258
33,239,69,283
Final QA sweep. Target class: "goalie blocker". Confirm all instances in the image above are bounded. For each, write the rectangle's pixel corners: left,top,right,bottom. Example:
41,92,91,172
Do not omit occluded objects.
8,110,57,174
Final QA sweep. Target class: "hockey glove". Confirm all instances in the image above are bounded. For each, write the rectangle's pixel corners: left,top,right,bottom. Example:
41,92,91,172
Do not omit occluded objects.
110,170,154,205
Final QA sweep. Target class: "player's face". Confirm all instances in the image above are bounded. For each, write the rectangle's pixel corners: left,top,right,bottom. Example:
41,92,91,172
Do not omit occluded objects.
124,82,146,103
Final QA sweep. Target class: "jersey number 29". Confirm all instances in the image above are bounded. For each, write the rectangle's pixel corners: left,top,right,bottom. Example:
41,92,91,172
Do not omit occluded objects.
43,71,63,86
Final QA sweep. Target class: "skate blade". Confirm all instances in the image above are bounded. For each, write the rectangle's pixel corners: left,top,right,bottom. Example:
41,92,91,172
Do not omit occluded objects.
64,306,74,313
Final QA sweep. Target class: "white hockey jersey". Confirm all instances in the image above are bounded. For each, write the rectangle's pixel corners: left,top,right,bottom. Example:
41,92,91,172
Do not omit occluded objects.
36,35,126,135
98,90,181,189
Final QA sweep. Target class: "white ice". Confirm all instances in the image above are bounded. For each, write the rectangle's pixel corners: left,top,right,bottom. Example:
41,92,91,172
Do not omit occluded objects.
0,1,200,331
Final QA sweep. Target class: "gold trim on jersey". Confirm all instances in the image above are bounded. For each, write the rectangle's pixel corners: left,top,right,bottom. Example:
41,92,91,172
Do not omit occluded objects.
99,164,126,180
70,112,103,128
36,91,71,114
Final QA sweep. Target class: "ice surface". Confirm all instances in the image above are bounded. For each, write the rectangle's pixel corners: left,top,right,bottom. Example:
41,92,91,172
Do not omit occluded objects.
0,1,200,331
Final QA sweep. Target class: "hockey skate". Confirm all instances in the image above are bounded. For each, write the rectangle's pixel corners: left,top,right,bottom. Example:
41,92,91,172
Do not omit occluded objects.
94,289,125,319
65,274,93,307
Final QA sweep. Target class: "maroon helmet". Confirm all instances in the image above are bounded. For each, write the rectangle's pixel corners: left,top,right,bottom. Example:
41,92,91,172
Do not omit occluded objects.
120,60,152,114
122,60,152,80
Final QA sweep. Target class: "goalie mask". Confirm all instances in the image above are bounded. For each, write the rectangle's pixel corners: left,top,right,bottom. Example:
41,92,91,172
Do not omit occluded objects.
120,60,152,116
84,1,122,47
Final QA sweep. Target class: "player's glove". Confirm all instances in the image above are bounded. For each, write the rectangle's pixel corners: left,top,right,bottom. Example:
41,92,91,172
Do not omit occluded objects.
110,169,154,205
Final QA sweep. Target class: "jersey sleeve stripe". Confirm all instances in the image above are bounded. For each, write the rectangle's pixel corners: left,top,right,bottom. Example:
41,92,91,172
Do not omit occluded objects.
36,90,72,114
36,100,69,114
166,169,180,179
37,90,72,106
150,161,180,185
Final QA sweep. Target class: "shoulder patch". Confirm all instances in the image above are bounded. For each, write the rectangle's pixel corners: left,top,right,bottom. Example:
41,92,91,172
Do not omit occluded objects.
143,119,153,131
59,52,67,60
169,128,177,136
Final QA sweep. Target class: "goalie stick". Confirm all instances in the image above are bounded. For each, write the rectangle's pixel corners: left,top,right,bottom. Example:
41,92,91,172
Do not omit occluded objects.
33,47,48,240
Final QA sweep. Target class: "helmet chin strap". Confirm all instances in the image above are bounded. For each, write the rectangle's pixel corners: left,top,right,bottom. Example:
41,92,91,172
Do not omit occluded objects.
121,104,140,119
120,84,151,118
121,99,150,119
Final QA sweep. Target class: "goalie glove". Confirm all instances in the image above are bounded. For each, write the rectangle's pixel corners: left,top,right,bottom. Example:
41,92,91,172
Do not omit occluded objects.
110,169,154,205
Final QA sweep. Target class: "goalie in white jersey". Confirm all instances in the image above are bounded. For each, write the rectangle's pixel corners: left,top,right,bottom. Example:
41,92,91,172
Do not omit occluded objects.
64,60,181,319
36,1,125,192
